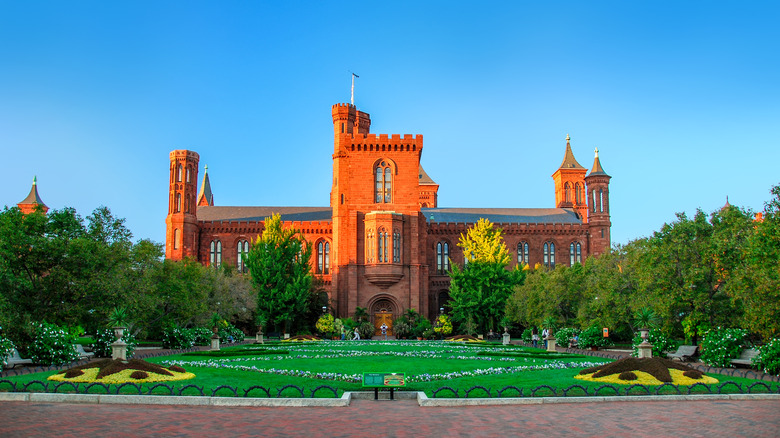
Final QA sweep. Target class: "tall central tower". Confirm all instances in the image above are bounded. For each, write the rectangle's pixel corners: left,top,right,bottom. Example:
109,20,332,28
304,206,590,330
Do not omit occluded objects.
166,150,200,260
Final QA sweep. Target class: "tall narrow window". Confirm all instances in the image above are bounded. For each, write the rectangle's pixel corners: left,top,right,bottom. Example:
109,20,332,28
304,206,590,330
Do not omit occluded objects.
210,240,222,268
393,231,401,263
382,232,388,262
316,241,331,274
237,240,249,273
575,183,582,204
186,167,191,183
517,242,529,265
366,230,375,263
175,193,182,213
544,242,555,268
375,161,392,203
177,164,183,182
324,242,330,274
564,182,572,203
437,242,450,274
173,228,181,250
569,242,581,266
591,190,596,212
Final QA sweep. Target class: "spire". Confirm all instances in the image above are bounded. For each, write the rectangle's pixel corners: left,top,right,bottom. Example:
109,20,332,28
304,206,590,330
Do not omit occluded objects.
587,147,608,176
197,165,214,207
559,134,585,169
17,176,49,213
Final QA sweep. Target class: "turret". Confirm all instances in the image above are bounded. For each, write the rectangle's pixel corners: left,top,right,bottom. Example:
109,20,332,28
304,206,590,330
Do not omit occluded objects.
17,176,48,214
551,134,588,220
166,150,200,260
584,147,611,256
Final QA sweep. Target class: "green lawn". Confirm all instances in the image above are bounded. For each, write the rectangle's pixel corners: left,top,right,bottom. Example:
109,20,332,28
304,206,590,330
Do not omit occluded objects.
2,341,776,398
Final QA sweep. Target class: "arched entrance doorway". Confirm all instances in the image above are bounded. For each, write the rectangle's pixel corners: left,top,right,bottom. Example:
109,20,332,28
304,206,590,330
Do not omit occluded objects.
371,298,396,336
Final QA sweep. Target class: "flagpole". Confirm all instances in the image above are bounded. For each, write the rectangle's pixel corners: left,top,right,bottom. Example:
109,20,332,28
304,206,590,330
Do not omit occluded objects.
351,72,359,105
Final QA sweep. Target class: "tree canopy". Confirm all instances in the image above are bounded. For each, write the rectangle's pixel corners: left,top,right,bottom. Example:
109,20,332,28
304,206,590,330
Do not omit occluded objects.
244,213,313,333
448,218,524,333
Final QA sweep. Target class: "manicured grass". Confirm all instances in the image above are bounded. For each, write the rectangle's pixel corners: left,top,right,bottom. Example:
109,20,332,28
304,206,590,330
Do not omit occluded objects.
2,341,777,398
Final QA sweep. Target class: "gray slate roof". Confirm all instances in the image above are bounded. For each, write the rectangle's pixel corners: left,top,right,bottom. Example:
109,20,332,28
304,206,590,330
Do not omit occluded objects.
421,207,583,225
197,206,332,222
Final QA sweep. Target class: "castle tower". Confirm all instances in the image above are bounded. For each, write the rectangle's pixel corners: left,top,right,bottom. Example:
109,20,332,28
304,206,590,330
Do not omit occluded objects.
166,150,200,260
17,176,48,214
551,134,588,220
584,148,611,256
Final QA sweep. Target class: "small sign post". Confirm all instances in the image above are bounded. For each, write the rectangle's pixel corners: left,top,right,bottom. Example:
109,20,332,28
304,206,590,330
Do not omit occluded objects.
362,372,406,400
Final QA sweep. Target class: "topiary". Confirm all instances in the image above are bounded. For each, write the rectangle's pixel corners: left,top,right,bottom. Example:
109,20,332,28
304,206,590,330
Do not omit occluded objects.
631,328,679,358
26,322,80,366
754,338,780,376
699,327,748,368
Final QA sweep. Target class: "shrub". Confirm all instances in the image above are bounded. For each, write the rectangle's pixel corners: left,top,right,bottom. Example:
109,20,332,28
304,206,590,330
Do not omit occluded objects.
315,314,335,338
189,327,213,346
414,318,432,338
357,321,375,340
699,327,748,368
521,328,533,343
578,326,614,350
555,327,581,348
91,329,138,358
26,322,80,366
161,325,195,349
433,315,453,337
0,333,15,372
392,320,412,339
631,329,679,358
219,323,245,342
754,338,780,375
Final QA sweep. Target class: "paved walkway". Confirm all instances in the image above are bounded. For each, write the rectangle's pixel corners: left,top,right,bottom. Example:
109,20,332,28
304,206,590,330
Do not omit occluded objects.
2,398,779,437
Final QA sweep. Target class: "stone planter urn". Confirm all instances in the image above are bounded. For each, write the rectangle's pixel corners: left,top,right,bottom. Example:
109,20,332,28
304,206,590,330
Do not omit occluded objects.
637,328,653,358
255,326,264,344
111,326,128,361
113,326,126,341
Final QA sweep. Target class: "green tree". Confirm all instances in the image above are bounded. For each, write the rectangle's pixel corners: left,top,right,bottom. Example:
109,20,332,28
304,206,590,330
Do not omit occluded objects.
729,184,780,338
245,213,313,333
448,219,524,333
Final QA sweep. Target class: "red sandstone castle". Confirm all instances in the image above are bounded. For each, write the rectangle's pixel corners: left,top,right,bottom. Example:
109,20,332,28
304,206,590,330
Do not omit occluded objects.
165,103,611,327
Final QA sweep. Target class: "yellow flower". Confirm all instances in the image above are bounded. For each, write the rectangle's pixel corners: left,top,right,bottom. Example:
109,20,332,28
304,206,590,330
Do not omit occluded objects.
48,367,195,384
575,369,718,386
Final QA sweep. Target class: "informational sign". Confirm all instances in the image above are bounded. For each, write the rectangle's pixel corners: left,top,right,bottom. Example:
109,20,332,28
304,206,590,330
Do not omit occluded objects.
603,328,609,337
362,372,406,387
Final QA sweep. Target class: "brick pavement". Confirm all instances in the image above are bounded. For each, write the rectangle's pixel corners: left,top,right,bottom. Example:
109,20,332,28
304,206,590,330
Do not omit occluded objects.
2,398,779,438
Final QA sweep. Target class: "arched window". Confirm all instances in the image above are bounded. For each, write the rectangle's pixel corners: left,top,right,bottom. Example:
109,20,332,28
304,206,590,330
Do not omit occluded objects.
591,189,596,212
237,240,249,273
173,228,181,250
377,228,389,263
210,240,222,268
375,161,392,203
186,167,191,183
564,182,572,203
570,242,582,265
317,241,330,274
517,241,529,265
575,183,582,204
437,242,450,274
175,193,182,213
176,164,183,182
543,242,555,268
393,230,401,263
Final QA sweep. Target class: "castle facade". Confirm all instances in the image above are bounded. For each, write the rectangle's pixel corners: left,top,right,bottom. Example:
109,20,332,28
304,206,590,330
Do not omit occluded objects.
165,103,611,331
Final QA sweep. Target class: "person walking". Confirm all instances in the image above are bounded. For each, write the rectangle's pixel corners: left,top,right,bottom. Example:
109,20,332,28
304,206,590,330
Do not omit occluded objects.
380,323,388,340
340,326,346,341
532,327,539,348
352,327,360,340
541,327,549,348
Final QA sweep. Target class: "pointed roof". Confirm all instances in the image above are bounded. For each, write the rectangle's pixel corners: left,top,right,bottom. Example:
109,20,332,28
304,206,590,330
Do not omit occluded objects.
587,147,609,177
559,134,585,169
197,165,214,207
17,176,48,212
418,165,437,185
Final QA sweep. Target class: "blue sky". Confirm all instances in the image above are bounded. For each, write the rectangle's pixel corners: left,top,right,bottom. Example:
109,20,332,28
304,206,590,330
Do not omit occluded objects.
1,1,778,247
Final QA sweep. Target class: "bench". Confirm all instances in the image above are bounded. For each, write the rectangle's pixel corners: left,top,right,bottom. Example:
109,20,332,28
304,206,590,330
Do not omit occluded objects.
266,332,282,340
731,348,759,367
666,345,698,362
2,349,34,369
74,344,95,360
